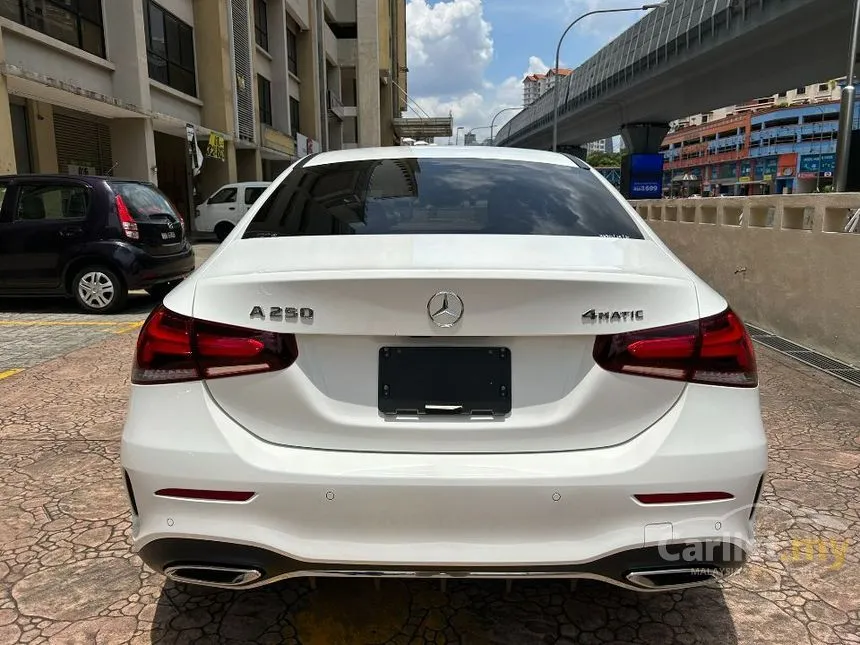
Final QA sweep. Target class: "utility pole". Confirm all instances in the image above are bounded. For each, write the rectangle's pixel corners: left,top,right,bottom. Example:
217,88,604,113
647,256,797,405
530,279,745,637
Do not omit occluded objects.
834,0,860,191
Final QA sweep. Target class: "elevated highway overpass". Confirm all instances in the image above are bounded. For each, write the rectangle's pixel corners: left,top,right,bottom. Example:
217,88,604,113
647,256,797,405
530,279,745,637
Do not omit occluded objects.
496,0,856,152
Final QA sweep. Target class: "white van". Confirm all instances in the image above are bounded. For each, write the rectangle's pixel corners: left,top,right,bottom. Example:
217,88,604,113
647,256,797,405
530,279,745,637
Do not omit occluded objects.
194,182,270,241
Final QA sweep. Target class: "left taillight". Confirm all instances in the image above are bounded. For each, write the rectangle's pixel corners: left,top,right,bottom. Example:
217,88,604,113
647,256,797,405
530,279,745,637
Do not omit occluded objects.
132,304,299,384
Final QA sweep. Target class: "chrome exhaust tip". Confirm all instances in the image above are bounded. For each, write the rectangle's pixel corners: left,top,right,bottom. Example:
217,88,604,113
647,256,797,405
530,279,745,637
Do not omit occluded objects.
163,564,263,588
625,568,725,590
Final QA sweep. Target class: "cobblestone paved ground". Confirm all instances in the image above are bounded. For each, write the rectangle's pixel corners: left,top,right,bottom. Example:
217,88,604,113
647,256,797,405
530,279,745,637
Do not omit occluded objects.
0,244,218,378
0,328,857,644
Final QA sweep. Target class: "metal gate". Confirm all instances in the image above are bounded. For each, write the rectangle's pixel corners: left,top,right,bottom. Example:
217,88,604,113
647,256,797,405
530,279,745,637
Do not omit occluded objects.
54,112,113,175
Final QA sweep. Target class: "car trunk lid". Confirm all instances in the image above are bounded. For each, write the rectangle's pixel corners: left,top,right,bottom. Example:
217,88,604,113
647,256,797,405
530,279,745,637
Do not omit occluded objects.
191,235,701,454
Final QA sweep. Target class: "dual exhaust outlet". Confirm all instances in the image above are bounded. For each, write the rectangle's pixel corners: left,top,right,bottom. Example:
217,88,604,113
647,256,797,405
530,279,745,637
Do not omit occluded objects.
625,568,725,589
164,565,263,587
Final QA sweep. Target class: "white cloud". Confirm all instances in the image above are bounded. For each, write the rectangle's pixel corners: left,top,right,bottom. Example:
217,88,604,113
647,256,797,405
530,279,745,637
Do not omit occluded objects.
562,0,658,41
527,56,548,75
406,0,493,97
405,0,541,143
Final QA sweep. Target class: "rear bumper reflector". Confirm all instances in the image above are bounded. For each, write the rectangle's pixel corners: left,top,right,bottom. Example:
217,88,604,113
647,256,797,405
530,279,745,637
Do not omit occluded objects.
634,492,734,504
155,488,256,502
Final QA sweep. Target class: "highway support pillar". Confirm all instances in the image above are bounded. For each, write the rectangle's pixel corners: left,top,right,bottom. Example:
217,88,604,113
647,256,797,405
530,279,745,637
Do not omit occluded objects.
619,122,670,200
620,122,669,155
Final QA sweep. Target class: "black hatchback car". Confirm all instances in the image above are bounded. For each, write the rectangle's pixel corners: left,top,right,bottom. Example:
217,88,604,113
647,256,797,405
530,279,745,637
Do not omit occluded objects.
0,174,195,314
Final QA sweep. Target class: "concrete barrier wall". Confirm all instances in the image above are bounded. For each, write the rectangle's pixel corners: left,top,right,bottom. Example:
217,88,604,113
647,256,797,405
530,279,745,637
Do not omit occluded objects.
631,194,860,366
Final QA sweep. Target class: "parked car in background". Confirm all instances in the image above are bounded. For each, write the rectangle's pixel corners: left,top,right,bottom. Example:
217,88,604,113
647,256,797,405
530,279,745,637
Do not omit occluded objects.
194,182,270,241
0,174,195,314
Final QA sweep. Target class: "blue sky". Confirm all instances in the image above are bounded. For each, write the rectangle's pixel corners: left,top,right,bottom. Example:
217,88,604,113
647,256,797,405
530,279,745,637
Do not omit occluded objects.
405,0,653,142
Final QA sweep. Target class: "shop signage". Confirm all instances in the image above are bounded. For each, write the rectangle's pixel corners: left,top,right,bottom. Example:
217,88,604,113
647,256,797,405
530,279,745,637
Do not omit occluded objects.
627,154,664,199
67,164,96,175
206,132,226,161
296,133,319,157
754,157,778,181
262,126,296,156
799,153,836,174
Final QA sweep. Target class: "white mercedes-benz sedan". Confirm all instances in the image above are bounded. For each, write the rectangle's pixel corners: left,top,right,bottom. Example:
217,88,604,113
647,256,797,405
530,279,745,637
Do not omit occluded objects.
120,146,767,593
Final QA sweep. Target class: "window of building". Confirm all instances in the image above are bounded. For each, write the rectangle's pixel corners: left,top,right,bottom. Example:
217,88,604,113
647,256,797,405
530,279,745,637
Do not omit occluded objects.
258,75,272,126
819,84,829,91
254,0,268,50
287,26,298,75
0,0,105,57
145,0,196,97
289,97,300,138
796,87,807,95
329,22,357,38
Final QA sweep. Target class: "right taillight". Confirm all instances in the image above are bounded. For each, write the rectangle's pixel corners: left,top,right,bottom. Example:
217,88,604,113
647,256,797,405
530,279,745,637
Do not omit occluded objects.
593,308,757,387
115,195,140,240
132,305,298,384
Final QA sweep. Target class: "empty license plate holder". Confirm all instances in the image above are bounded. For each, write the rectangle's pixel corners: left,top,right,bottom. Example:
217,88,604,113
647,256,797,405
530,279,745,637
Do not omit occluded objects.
378,346,511,416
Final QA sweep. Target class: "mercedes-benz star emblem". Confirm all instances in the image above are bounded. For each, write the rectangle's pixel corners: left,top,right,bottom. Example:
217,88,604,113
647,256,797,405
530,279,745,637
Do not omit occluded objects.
427,291,464,328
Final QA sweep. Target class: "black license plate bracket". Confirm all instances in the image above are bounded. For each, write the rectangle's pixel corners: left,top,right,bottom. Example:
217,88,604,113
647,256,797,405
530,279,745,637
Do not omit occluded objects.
378,346,511,416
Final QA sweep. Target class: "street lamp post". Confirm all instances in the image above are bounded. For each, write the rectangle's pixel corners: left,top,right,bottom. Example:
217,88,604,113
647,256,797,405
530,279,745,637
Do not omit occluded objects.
490,107,523,145
465,125,492,144
552,3,668,152
834,0,860,191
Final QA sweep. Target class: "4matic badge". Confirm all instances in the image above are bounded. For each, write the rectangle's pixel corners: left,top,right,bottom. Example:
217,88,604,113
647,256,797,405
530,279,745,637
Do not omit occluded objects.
582,308,644,324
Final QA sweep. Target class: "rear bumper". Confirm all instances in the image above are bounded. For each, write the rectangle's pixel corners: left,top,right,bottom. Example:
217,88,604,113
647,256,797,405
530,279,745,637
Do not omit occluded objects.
122,243,195,290
139,537,749,591
120,381,768,590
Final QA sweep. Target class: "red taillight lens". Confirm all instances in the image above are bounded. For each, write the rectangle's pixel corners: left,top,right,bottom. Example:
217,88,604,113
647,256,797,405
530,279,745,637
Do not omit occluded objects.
115,195,140,240
155,488,255,502
593,308,757,387
132,305,298,384
634,491,735,504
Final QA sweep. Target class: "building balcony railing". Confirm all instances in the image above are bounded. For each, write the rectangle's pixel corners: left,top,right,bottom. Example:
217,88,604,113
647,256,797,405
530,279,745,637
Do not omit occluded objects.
327,90,344,120
664,148,746,170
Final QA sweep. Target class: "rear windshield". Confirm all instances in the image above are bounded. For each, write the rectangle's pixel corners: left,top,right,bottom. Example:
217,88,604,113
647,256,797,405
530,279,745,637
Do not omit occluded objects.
109,181,180,222
242,157,644,239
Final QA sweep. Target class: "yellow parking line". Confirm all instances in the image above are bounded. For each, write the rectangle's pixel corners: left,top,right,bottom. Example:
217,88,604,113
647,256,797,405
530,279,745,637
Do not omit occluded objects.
0,320,143,327
0,369,23,380
112,321,145,334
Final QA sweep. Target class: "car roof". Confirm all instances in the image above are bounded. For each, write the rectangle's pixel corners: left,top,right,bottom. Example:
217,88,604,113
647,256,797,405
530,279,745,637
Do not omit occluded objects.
0,174,153,185
302,145,587,168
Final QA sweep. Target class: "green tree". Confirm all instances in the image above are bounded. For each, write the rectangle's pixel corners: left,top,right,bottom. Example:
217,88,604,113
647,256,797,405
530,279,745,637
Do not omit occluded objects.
587,151,623,167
